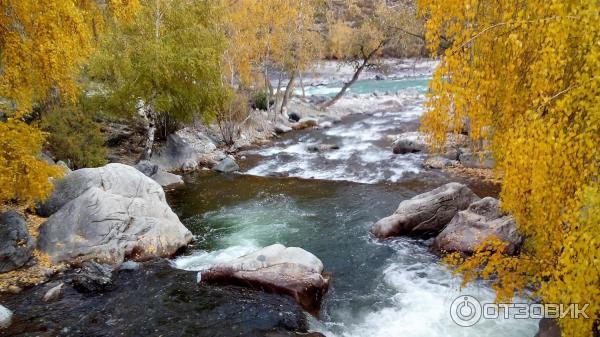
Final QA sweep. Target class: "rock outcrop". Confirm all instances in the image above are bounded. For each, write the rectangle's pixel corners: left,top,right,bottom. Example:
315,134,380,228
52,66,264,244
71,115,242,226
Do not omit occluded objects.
150,128,224,171
431,197,522,255
371,183,480,238
199,244,329,314
37,163,193,264
0,211,34,272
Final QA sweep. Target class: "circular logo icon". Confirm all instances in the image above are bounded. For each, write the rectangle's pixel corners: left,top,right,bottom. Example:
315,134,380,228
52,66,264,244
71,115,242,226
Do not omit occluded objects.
450,295,482,327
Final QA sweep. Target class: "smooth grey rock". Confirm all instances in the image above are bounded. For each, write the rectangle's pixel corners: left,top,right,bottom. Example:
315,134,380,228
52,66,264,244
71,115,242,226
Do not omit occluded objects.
371,183,480,238
56,161,71,173
458,149,494,169
150,128,221,171
42,282,64,302
39,152,55,165
0,211,34,272
274,124,293,134
134,160,158,176
200,244,329,314
308,95,328,105
392,132,427,154
37,163,193,264
150,170,184,189
0,304,12,329
73,261,113,293
119,261,140,271
431,197,522,255
319,121,333,129
214,156,240,173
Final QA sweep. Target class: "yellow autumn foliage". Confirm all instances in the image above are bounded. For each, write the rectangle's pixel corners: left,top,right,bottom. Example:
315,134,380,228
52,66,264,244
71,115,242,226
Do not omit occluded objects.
419,0,599,335
0,0,139,205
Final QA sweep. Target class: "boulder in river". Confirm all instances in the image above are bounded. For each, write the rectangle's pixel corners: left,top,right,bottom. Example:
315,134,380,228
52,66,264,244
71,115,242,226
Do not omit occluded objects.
291,117,319,130
371,182,480,238
392,131,427,154
214,156,240,173
275,123,293,134
199,244,329,314
0,304,12,329
0,211,34,272
423,156,458,169
72,261,114,293
37,163,193,265
150,128,224,171
431,197,522,255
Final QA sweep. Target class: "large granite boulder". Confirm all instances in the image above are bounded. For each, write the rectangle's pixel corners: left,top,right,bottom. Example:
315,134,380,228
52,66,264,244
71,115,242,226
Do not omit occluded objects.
431,197,522,255
371,183,480,238
0,211,34,272
199,244,329,314
37,163,193,264
150,128,224,171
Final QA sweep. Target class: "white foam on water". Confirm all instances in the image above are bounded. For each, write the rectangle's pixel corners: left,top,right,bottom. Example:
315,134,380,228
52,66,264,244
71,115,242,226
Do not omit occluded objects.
172,245,258,271
318,239,539,337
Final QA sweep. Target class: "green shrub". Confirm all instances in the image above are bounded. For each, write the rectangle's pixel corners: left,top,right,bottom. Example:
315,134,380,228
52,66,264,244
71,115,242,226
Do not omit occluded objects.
250,89,269,111
41,105,108,169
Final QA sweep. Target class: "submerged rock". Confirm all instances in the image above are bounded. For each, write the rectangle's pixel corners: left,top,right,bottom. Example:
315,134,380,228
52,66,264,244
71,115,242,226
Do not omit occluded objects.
214,156,240,173
371,183,480,238
306,143,339,153
0,260,310,336
431,197,522,255
0,304,12,329
199,244,329,314
0,211,34,272
37,163,193,264
72,261,114,293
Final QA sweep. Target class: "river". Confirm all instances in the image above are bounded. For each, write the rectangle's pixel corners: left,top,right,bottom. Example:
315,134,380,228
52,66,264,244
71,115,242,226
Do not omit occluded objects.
169,77,539,337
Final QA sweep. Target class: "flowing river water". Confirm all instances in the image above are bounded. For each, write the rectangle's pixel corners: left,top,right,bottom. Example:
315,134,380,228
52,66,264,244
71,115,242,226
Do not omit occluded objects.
169,77,539,337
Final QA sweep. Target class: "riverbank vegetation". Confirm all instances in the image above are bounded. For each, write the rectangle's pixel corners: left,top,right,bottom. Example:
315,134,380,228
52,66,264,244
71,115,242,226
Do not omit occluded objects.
419,1,599,335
